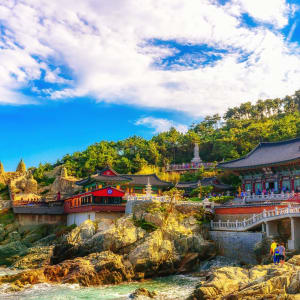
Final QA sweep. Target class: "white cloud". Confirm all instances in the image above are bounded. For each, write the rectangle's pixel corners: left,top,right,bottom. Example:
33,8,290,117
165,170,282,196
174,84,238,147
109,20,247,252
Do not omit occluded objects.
0,0,299,116
135,117,188,134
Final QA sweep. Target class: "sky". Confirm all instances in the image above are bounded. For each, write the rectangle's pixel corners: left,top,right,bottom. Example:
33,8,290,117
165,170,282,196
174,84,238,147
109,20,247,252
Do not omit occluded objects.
0,0,300,171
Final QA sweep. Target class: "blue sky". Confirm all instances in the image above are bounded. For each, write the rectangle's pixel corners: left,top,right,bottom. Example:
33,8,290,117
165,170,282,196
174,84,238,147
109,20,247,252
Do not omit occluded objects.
0,0,300,170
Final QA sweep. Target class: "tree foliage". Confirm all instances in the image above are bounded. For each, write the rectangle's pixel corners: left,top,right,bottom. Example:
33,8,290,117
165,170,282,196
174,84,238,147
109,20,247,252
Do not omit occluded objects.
30,90,300,185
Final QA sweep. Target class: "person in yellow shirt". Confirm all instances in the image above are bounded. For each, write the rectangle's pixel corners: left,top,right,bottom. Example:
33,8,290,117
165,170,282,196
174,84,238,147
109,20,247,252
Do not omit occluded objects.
270,240,277,256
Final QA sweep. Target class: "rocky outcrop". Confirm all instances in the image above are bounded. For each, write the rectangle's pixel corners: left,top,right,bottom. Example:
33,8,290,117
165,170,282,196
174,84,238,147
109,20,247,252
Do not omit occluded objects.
12,246,53,269
130,288,158,299
52,202,216,279
190,255,300,300
49,166,79,197
0,251,134,289
1,201,216,289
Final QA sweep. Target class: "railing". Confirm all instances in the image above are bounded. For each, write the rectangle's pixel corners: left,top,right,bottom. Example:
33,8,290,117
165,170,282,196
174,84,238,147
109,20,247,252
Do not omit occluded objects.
166,162,215,171
244,192,294,202
127,195,171,202
12,200,64,207
211,204,300,231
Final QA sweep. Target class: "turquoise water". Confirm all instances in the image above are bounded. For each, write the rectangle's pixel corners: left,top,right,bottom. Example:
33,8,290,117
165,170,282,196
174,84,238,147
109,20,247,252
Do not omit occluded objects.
0,275,199,300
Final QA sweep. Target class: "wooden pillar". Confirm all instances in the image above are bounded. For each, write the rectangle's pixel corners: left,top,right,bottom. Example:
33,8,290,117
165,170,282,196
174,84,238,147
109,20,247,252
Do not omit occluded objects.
291,177,295,192
252,182,255,193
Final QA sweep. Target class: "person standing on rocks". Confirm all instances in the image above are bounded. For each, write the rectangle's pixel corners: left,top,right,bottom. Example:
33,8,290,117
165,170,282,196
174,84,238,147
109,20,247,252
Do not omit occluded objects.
273,245,280,265
270,240,277,256
278,243,286,266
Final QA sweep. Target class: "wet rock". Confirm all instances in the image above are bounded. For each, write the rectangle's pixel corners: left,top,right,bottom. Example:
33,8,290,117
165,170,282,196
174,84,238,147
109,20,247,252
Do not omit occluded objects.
190,255,300,300
0,251,134,287
129,287,158,299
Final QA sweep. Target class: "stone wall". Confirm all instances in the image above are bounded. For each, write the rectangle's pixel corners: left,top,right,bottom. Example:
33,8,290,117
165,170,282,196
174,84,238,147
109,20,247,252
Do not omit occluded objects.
209,231,264,264
15,213,67,226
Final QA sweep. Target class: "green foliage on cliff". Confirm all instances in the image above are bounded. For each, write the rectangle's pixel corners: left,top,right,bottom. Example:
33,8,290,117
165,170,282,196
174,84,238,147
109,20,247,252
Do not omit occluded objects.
133,218,158,232
0,184,9,200
30,90,300,184
0,209,14,226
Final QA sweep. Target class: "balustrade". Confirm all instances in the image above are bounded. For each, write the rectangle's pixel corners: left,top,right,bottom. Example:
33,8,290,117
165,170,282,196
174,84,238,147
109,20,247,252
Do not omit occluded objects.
211,203,300,231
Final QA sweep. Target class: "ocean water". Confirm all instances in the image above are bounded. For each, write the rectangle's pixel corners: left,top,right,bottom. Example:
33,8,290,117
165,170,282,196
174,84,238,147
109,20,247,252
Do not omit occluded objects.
0,274,199,300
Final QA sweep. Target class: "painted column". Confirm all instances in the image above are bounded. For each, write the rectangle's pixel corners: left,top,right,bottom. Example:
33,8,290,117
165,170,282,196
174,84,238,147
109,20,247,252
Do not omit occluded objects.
252,182,255,193
291,177,295,192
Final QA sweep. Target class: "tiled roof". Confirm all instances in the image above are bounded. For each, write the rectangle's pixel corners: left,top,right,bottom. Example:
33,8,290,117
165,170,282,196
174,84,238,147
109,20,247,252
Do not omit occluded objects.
176,177,232,190
76,174,130,186
122,174,172,187
218,137,300,169
76,169,172,187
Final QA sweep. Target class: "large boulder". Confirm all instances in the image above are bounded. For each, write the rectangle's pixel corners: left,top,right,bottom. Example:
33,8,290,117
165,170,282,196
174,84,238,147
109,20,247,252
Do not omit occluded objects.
190,255,300,299
51,220,96,264
12,246,53,269
0,251,134,288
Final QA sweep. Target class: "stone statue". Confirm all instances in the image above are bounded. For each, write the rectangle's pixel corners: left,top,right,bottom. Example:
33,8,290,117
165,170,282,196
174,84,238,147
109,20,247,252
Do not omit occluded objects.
60,166,68,178
16,159,26,173
191,143,202,163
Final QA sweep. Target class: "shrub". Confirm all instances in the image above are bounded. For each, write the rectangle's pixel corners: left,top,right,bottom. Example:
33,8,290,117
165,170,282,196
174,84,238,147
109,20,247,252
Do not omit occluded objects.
133,218,158,232
209,195,234,204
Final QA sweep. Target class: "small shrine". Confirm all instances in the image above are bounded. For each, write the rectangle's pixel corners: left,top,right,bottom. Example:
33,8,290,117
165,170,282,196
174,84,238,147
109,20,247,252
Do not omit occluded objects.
166,143,214,173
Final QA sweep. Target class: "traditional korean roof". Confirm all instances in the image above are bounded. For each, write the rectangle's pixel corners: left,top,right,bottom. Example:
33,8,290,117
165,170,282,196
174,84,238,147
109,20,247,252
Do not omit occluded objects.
176,177,233,190
218,137,300,170
121,174,172,187
176,181,200,189
76,174,130,186
76,168,171,187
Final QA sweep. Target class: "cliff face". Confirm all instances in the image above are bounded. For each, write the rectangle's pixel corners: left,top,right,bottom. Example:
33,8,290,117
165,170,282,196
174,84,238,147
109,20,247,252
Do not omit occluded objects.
0,200,216,289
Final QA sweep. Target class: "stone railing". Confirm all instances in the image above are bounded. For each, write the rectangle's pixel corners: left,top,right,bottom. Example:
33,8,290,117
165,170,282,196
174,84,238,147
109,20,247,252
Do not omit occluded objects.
244,192,295,202
211,204,300,231
166,162,215,171
127,195,171,202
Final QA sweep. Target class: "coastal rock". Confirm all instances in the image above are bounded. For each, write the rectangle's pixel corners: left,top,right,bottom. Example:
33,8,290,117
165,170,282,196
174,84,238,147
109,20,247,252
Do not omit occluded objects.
51,220,96,263
3,201,216,289
0,251,134,288
12,246,53,269
129,288,158,299
190,255,300,300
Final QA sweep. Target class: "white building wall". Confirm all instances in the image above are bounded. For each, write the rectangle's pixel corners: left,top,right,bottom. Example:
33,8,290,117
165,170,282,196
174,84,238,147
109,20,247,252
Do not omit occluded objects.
67,212,95,226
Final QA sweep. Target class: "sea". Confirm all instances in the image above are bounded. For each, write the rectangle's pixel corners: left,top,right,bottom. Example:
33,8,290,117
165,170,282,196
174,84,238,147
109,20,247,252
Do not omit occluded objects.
0,272,199,300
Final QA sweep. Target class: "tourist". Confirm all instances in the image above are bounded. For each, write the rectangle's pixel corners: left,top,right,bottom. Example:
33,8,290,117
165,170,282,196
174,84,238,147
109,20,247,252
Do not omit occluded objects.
273,245,280,265
278,243,286,266
270,240,277,256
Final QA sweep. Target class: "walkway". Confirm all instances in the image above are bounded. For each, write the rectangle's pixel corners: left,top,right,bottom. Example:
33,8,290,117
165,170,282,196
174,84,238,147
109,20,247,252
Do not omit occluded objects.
211,204,300,231
211,204,300,250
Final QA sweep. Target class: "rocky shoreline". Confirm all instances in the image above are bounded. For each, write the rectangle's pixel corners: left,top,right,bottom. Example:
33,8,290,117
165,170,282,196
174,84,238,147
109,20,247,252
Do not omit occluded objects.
0,200,216,293
2,200,300,299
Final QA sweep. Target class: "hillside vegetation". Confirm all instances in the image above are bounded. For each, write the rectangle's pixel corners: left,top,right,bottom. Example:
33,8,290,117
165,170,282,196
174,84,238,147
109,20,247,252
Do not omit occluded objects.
30,90,300,181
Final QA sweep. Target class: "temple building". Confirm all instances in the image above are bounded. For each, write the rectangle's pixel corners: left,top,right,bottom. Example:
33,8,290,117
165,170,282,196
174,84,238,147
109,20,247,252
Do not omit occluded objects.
64,186,125,226
218,137,300,194
76,167,171,196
